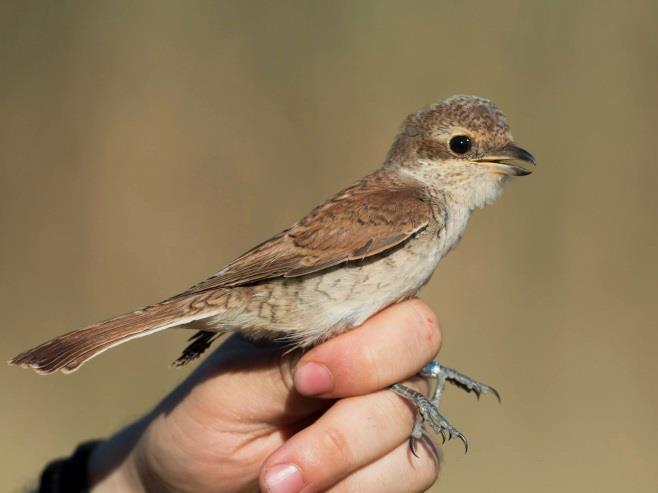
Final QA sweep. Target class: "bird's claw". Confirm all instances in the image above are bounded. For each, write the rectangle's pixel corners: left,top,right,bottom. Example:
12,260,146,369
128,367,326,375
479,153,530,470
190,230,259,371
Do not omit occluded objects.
391,383,468,453
417,393,469,453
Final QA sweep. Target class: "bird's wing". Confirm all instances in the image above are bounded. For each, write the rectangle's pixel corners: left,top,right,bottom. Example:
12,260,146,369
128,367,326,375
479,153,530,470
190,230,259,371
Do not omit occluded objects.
176,173,432,295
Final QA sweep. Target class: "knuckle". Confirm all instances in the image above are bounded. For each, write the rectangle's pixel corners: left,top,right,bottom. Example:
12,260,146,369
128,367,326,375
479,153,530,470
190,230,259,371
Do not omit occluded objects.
360,344,383,389
321,425,355,467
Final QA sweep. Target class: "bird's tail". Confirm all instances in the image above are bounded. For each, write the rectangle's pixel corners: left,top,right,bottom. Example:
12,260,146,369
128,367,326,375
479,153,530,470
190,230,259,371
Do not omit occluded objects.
9,295,220,374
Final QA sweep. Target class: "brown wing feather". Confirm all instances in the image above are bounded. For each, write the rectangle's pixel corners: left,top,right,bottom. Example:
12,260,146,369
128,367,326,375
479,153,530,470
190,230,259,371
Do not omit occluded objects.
178,171,431,295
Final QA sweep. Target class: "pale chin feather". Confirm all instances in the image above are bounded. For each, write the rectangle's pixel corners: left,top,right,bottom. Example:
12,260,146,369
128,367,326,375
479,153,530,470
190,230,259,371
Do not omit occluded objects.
405,160,507,211
467,172,506,210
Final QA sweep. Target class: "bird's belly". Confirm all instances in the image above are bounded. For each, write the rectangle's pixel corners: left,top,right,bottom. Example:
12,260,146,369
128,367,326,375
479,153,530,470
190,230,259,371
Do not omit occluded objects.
216,232,445,347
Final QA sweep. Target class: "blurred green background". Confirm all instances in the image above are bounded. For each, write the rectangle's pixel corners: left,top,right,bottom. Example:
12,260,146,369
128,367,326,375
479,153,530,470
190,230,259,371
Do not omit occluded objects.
2,1,657,491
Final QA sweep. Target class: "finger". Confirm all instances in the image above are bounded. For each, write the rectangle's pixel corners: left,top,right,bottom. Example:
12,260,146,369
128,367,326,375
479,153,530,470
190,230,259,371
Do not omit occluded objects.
260,377,428,493
294,299,441,397
326,436,440,493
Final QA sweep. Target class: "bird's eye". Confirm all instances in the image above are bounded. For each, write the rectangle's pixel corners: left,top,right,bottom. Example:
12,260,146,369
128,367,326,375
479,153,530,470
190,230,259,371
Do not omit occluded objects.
449,135,472,155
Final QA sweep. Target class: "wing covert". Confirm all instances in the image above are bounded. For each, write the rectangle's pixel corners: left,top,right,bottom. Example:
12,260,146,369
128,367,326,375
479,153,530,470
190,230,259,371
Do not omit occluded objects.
177,174,432,295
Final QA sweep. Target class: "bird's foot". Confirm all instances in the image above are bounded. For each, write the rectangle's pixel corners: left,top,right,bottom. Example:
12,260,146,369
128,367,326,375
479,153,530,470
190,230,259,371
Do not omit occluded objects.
391,361,500,454
390,383,468,454
420,361,501,406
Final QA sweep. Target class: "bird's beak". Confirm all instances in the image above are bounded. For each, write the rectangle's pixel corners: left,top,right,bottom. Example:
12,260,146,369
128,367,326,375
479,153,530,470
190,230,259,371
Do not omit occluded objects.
475,144,536,176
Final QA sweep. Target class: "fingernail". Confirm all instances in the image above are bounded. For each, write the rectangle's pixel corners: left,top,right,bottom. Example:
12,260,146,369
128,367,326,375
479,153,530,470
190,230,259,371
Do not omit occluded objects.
264,463,304,493
294,361,334,395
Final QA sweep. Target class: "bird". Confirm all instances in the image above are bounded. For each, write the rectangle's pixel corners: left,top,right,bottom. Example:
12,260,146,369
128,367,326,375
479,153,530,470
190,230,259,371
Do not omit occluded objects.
10,95,535,447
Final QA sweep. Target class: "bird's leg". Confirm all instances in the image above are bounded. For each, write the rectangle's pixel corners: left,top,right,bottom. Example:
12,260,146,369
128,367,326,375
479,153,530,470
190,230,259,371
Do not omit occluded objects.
421,361,448,407
391,361,500,454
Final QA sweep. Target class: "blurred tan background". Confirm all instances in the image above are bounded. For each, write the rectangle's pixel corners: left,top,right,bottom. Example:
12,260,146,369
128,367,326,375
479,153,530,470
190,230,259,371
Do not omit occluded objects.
2,1,657,491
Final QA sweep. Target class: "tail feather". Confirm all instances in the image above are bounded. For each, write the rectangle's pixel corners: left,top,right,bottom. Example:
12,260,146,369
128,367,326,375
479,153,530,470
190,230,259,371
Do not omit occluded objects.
9,296,219,374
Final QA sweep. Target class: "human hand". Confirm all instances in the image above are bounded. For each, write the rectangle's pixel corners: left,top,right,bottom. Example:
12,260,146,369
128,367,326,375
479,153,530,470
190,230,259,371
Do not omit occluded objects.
89,299,442,493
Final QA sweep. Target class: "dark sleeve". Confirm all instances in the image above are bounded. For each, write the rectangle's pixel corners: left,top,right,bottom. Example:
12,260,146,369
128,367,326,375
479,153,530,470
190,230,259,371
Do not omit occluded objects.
37,440,102,493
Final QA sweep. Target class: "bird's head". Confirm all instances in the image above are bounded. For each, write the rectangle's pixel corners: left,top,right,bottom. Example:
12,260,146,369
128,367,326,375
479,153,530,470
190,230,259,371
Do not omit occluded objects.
386,95,535,208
